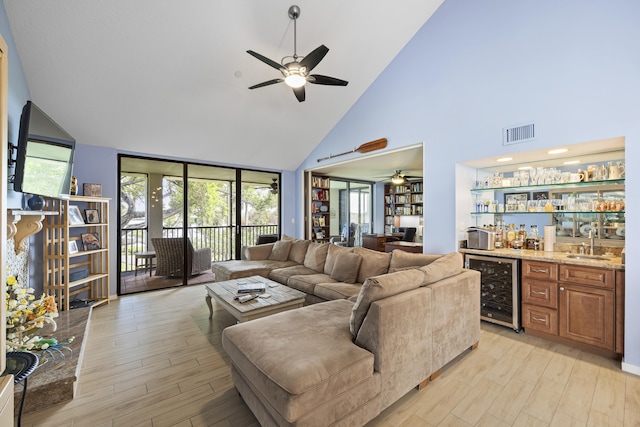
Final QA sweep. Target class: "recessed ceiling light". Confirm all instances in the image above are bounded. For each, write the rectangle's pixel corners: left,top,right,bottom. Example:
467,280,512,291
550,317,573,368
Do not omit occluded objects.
563,160,581,165
548,148,568,154
517,166,533,170
496,157,512,162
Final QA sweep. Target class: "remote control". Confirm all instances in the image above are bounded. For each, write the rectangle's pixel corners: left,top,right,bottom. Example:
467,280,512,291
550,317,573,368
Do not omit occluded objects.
238,294,258,303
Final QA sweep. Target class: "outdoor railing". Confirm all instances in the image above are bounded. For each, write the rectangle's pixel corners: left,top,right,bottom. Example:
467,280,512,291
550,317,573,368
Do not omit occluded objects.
121,224,279,272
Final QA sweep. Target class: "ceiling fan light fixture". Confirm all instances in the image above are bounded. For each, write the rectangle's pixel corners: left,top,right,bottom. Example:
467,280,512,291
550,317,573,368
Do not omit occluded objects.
285,73,306,88
391,175,406,185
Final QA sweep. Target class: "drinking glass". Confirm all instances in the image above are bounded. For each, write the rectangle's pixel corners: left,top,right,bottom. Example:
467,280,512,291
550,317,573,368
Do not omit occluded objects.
519,170,529,187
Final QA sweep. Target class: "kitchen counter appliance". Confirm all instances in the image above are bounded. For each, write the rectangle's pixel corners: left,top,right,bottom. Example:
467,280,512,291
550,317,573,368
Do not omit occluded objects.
466,227,496,250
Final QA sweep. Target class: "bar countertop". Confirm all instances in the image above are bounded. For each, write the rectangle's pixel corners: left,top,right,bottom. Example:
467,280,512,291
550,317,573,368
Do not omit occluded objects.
459,247,625,270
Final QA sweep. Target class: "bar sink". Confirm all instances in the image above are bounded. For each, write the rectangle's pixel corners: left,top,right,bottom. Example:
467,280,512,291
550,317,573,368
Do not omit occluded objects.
566,255,609,261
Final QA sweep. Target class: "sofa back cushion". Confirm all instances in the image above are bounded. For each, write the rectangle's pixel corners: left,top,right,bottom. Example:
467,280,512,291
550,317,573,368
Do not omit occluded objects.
420,252,463,285
303,242,330,272
324,244,354,274
282,234,310,264
388,250,442,273
350,268,426,337
330,252,362,284
354,247,391,284
267,240,292,261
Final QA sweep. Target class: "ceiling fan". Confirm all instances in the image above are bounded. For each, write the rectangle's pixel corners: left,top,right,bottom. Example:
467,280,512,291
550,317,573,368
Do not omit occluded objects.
247,5,348,102
256,178,279,194
376,170,422,185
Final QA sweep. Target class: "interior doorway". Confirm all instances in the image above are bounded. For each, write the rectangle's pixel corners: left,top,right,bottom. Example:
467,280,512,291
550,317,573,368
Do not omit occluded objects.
118,155,280,294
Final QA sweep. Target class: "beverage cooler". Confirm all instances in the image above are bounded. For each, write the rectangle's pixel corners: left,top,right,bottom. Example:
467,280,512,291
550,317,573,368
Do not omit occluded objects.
464,254,521,331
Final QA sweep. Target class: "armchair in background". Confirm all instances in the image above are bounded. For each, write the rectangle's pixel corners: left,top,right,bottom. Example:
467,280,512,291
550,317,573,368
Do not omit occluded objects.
151,237,212,277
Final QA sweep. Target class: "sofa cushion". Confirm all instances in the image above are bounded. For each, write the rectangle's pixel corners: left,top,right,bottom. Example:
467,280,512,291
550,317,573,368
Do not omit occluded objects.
350,268,426,337
324,244,355,274
315,282,362,300
330,252,362,284
211,259,296,282
388,250,442,273
420,252,463,285
303,242,330,273
267,240,292,261
268,265,318,285
222,300,376,423
282,234,311,264
354,247,392,284
287,273,336,294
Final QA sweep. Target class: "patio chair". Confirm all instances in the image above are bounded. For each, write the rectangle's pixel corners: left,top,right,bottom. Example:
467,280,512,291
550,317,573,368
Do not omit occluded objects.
151,237,212,277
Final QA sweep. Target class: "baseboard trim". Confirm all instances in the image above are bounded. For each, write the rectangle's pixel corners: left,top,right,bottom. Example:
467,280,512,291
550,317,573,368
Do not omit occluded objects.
621,359,640,376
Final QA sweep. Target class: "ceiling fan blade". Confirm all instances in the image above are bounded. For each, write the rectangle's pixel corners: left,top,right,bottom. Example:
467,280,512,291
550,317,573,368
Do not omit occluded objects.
308,74,349,86
248,78,284,89
247,50,286,72
299,45,329,71
293,86,305,102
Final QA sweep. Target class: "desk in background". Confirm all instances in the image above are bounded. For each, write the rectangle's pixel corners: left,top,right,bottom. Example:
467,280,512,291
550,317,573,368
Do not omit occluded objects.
362,234,403,252
384,241,424,253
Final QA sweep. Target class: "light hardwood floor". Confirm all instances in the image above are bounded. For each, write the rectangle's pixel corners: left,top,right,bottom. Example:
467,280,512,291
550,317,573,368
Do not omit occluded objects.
22,284,640,427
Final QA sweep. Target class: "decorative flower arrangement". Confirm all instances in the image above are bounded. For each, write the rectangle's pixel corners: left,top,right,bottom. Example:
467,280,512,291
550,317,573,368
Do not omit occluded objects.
5,274,59,351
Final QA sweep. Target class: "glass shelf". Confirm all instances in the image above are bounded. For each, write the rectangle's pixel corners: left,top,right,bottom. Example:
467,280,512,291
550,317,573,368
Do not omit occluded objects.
471,178,624,193
471,211,625,215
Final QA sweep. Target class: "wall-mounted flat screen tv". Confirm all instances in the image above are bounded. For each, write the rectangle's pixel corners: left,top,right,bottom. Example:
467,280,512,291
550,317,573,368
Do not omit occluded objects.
13,101,75,199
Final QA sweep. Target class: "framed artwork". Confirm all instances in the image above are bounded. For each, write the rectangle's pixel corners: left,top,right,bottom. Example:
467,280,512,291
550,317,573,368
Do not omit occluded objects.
68,205,85,225
83,183,102,197
85,209,100,224
504,192,529,205
532,191,549,200
69,240,79,254
81,232,101,250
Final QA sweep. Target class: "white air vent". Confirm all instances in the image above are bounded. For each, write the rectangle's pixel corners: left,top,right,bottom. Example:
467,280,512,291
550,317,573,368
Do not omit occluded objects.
503,122,536,145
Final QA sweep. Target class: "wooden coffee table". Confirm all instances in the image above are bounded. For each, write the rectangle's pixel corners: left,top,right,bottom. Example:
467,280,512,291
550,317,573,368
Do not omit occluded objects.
205,276,306,323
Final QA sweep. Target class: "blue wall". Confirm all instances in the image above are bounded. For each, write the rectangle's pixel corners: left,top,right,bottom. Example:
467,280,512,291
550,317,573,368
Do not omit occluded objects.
297,0,640,372
0,1,30,209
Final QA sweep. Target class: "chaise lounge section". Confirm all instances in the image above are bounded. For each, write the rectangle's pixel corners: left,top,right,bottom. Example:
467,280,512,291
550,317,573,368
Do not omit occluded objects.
222,252,481,426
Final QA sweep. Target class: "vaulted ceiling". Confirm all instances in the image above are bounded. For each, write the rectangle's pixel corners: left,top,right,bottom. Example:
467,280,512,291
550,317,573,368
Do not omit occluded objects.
4,1,443,172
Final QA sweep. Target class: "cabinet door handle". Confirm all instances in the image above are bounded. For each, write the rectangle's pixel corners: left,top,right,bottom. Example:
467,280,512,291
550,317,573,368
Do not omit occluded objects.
559,287,565,291
531,290,547,295
532,317,546,322
531,268,548,273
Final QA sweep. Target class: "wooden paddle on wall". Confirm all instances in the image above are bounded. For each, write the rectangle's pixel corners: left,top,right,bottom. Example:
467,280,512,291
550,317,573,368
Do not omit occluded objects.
316,138,387,162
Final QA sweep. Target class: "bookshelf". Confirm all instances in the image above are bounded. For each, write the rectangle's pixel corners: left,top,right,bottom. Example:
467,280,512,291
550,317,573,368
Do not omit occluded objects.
384,181,423,234
310,175,330,242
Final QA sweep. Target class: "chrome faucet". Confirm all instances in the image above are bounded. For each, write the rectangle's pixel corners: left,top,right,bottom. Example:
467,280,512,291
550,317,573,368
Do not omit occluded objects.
588,229,596,255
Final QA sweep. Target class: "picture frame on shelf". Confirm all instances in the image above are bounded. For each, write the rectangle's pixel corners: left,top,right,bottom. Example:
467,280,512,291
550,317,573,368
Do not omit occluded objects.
69,240,79,254
531,191,549,200
85,209,100,224
68,205,85,225
504,192,529,205
83,183,102,197
81,232,101,250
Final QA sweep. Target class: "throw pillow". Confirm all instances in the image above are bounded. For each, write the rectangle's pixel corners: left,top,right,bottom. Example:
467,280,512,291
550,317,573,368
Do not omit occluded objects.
267,240,292,262
420,252,463,285
350,268,426,337
330,252,362,284
282,235,310,263
324,244,354,274
388,250,442,273
303,242,330,272
354,247,391,284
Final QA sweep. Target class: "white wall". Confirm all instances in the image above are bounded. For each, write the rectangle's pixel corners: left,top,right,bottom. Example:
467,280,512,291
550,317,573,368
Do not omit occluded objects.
296,0,640,372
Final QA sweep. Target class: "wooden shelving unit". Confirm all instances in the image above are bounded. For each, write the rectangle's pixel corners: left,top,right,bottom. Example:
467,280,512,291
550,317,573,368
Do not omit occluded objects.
384,181,423,234
43,195,110,311
310,175,331,242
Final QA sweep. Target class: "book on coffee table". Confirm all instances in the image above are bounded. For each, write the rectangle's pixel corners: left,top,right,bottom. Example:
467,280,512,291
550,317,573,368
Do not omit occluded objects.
237,282,266,294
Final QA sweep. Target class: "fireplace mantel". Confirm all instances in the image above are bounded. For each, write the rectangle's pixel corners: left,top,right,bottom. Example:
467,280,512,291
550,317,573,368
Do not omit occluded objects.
7,210,56,254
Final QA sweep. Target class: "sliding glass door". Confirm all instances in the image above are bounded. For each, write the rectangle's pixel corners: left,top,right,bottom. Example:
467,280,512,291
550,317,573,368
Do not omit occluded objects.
118,155,280,294
329,179,372,246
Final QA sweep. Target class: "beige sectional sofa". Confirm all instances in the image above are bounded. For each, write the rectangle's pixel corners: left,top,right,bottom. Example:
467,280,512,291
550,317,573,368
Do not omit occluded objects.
211,235,444,304
221,251,481,426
